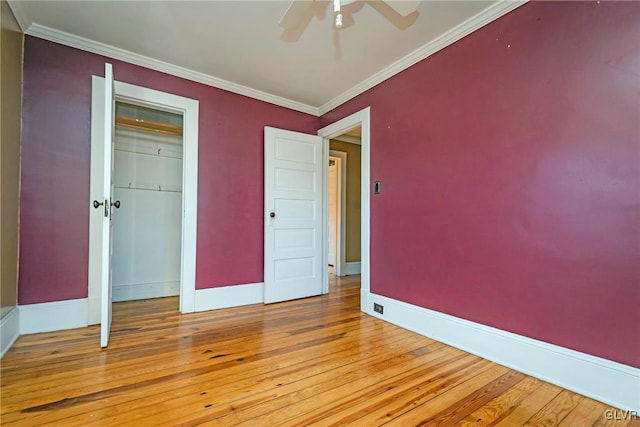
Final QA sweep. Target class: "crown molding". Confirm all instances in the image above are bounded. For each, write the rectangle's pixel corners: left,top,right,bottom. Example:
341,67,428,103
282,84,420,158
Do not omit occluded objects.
25,24,320,116
6,0,31,32
20,0,526,118
318,0,527,116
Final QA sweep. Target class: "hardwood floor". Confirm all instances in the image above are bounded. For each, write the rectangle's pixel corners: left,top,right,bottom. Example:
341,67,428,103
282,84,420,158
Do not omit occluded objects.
1,274,635,426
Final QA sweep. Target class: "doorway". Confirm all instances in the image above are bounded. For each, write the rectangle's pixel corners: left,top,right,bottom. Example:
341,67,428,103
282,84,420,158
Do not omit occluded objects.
327,129,361,279
111,103,184,303
319,107,371,313
263,107,370,310
88,74,199,329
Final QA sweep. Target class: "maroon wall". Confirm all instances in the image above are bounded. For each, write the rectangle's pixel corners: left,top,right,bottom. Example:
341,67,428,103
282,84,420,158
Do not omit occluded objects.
19,37,318,304
322,2,640,367
19,2,639,368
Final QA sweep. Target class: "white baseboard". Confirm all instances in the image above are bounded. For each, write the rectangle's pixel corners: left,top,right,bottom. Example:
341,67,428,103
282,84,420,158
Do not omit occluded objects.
19,298,88,334
87,295,100,325
112,281,179,302
194,282,264,312
343,262,361,276
1,307,20,358
367,293,640,413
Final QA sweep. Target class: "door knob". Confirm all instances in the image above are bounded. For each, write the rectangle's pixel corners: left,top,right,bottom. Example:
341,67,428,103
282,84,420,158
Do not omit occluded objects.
270,212,275,218
93,199,109,217
113,200,121,209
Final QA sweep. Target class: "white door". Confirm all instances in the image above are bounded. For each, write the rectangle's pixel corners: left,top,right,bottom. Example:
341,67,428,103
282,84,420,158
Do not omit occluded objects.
89,63,115,347
328,158,338,266
264,127,324,303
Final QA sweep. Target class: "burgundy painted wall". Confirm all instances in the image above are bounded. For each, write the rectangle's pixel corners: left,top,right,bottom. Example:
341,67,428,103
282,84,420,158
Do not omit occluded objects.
321,2,640,367
19,37,318,304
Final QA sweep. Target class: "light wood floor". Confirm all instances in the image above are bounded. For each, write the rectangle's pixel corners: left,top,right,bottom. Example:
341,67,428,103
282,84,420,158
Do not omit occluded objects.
1,274,635,426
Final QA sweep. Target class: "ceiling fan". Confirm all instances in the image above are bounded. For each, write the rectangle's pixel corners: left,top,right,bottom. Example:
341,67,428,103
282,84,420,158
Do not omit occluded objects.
279,0,421,42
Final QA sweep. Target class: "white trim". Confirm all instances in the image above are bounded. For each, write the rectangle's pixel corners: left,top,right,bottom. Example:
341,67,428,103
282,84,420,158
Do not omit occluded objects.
366,293,640,413
327,155,341,278
194,283,264,312
25,24,318,116
329,150,347,278
318,0,527,115
19,299,88,335
112,282,180,302
342,262,361,276
318,107,370,312
1,308,20,358
6,0,31,32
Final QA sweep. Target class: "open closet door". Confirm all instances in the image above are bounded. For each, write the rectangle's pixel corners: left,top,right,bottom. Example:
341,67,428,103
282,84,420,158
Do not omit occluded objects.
264,127,324,303
89,63,115,347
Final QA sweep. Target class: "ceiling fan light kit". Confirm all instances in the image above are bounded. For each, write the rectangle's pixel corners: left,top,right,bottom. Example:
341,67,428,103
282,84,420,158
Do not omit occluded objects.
280,0,421,37
334,0,344,28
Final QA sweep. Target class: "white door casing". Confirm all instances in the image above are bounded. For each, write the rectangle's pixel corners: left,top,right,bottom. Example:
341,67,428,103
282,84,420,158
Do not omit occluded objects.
318,107,370,310
328,158,338,267
264,127,324,303
112,82,200,315
88,66,199,335
329,150,347,277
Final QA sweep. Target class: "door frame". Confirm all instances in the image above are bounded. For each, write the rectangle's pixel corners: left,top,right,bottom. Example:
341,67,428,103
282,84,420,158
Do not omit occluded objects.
328,151,347,276
318,107,370,312
88,79,199,324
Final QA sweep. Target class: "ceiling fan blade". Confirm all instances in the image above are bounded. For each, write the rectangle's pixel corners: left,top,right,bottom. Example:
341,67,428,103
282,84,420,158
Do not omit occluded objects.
280,0,331,42
281,13,316,42
279,0,314,29
279,0,330,30
383,0,420,17
367,1,419,30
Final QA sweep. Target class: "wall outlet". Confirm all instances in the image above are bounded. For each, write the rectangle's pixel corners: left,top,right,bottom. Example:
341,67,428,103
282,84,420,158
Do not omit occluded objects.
373,303,384,315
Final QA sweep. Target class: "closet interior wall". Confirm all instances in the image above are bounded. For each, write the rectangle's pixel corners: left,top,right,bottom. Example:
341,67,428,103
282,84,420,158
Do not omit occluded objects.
111,104,184,302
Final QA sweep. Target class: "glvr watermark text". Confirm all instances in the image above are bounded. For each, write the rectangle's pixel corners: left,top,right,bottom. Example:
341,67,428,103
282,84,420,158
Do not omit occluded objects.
604,410,638,420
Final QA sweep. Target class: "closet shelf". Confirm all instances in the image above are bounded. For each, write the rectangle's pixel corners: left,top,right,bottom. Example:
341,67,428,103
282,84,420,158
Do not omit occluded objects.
115,115,183,137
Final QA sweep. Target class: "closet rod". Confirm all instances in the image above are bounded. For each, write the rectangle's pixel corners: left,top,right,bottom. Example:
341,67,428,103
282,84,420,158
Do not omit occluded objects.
114,185,182,193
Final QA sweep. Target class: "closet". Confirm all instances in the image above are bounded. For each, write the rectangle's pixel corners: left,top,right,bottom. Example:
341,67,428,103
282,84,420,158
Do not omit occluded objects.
111,102,184,302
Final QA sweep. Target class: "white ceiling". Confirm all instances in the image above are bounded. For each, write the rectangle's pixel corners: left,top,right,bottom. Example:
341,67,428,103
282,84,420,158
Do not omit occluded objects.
8,1,523,115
